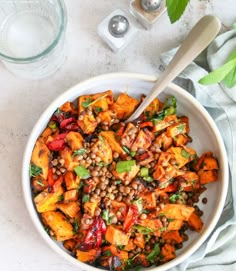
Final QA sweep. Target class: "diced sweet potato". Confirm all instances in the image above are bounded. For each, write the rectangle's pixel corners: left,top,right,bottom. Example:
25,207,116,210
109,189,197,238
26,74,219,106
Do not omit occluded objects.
134,233,145,248
202,157,219,171
141,192,156,210
143,96,160,117
131,129,153,152
77,113,97,134
161,243,176,262
124,238,135,251
188,212,203,232
136,151,155,166
111,93,139,120
194,151,213,171
100,131,126,156
198,169,218,184
60,101,77,114
41,211,74,241
31,138,50,179
97,110,116,123
166,122,188,138
121,123,137,149
161,204,195,221
65,131,84,151
83,200,99,217
78,95,91,113
76,249,101,263
34,186,64,213
64,171,80,190
91,136,113,164
57,202,80,218
152,115,178,133
179,171,200,191
59,147,80,171
113,163,140,183
64,189,78,202
173,134,192,146
91,90,113,111
167,146,196,168
162,230,183,243
155,132,173,151
137,219,163,237
102,245,128,260
63,239,77,252
41,127,53,141
167,219,183,231
105,225,130,246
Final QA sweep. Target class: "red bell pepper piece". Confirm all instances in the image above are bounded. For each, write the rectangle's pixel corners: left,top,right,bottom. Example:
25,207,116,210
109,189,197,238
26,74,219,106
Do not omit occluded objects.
47,168,63,193
116,125,125,137
123,204,139,232
47,133,67,151
136,152,150,161
80,216,107,251
60,117,79,131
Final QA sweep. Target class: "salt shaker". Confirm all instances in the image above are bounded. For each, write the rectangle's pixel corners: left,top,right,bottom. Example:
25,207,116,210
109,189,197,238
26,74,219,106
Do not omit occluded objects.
129,0,166,29
97,9,138,53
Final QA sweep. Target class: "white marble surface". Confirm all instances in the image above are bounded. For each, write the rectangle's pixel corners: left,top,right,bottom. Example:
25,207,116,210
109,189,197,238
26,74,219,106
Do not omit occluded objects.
0,1,235,270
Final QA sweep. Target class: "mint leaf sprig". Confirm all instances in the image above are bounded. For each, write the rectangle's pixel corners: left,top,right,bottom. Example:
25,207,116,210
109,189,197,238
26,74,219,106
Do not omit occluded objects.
199,50,236,88
166,0,190,24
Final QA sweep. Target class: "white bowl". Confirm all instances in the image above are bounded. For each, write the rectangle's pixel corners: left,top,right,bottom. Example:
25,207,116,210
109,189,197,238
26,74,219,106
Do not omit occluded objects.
22,72,229,271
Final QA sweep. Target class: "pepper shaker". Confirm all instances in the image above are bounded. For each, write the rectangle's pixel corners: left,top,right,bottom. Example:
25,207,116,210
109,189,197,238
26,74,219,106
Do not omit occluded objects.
97,9,138,53
129,0,166,29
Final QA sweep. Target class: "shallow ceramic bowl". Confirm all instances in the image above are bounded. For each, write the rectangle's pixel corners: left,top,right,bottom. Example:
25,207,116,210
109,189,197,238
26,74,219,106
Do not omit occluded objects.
22,73,228,271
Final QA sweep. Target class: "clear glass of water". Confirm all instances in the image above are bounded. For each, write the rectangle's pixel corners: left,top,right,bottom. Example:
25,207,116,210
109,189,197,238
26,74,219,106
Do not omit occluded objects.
0,0,67,79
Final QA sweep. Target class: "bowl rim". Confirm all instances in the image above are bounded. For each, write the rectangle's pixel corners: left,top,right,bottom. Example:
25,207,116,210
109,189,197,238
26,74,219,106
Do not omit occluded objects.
22,72,229,271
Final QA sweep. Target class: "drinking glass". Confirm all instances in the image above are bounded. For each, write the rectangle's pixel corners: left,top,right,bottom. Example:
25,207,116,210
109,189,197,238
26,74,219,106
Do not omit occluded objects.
0,0,67,79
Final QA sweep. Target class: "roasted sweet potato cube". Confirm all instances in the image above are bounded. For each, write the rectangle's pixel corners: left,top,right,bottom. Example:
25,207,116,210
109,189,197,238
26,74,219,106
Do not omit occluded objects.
162,230,183,243
113,163,139,183
137,219,163,237
31,138,50,179
64,189,78,202
161,204,194,221
83,200,99,217
121,123,138,149
136,151,154,166
194,151,213,171
111,93,139,120
65,131,84,151
167,146,196,168
173,134,192,146
97,110,117,123
59,147,80,171
64,171,80,190
166,122,188,138
41,211,74,241
179,171,200,191
34,186,64,213
78,95,91,113
202,157,219,170
141,192,156,210
102,245,128,260
155,132,173,151
91,90,113,110
124,239,135,251
91,136,113,164
134,233,145,248
63,239,77,252
131,129,153,152
198,169,218,184
60,101,77,114
152,115,178,133
100,131,126,157
105,225,130,246
167,219,183,231
31,176,48,193
41,127,53,142
188,212,203,232
76,249,101,263
77,113,97,134
142,96,160,117
57,201,80,218
161,243,176,262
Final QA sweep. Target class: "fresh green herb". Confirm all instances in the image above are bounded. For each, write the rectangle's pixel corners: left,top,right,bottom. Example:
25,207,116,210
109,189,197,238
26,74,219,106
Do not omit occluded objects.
81,97,92,108
132,198,143,213
130,151,136,157
103,250,112,256
133,225,154,235
116,160,136,173
158,227,167,233
177,123,185,133
44,227,51,235
102,209,114,225
82,194,90,203
164,96,177,109
143,176,154,182
140,167,149,177
145,111,150,118
167,218,175,222
164,106,176,116
48,121,57,129
115,180,122,185
73,220,79,235
72,148,86,157
146,243,160,263
74,166,90,179
30,164,42,177
35,180,45,187
98,161,106,167
94,106,103,113
124,254,140,270
169,193,180,203
116,245,125,250
166,0,190,23
98,135,104,142
158,212,167,217
122,146,131,155
142,209,150,214
199,50,236,88
181,148,191,158
58,195,64,202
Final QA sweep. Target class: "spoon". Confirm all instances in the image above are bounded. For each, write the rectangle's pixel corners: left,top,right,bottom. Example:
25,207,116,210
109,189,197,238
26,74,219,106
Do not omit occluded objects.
126,15,221,123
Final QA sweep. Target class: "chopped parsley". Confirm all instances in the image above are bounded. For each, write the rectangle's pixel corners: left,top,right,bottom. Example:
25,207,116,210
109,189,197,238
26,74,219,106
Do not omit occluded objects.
116,160,136,173
82,194,90,203
146,243,160,263
72,148,86,157
30,164,42,177
74,166,90,179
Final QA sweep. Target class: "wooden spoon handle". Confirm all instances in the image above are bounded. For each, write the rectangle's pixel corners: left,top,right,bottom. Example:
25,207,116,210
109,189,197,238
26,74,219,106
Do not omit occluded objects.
126,15,221,123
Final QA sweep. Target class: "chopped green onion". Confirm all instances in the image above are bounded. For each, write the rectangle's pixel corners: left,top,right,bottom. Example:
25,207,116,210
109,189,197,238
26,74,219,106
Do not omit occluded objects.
122,146,131,155
143,176,154,182
48,121,57,129
130,151,136,157
116,160,136,173
74,166,90,179
140,167,149,177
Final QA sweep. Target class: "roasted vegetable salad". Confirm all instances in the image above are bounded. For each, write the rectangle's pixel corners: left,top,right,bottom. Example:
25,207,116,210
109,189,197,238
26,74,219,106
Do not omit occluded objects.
30,90,219,270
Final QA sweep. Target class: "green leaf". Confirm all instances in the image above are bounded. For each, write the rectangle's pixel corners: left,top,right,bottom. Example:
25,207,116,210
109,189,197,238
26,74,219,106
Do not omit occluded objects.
30,164,42,177
74,166,90,179
94,106,103,113
82,194,90,203
166,0,190,23
58,195,64,202
116,160,136,173
73,220,79,234
199,52,236,86
130,151,136,157
81,97,92,108
146,244,160,263
177,123,185,133
103,250,112,256
169,193,180,203
223,51,236,88
72,148,86,157
133,225,154,235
